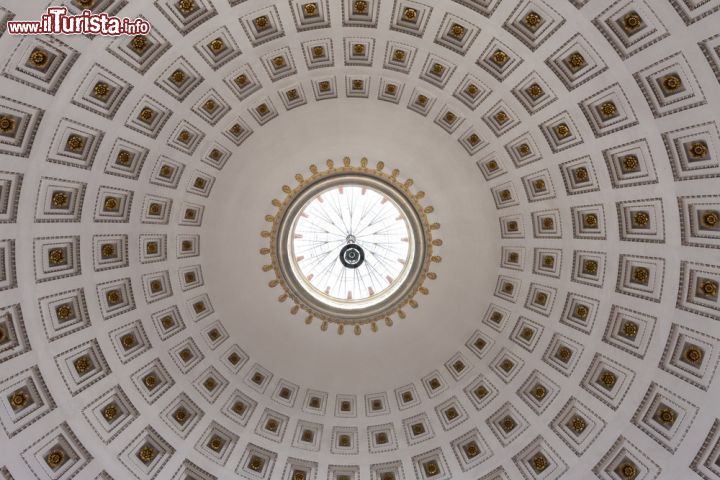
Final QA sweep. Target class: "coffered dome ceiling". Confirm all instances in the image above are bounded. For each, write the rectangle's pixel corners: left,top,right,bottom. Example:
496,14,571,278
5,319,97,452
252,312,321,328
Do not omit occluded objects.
0,0,720,479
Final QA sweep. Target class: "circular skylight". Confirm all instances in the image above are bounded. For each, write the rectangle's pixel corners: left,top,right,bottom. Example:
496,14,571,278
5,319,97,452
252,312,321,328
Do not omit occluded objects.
288,183,413,310
266,160,438,329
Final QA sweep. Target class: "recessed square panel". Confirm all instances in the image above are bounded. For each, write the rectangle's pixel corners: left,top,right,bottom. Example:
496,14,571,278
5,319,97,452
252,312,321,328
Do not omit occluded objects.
3,37,78,94
155,0,217,35
194,27,241,70
155,56,204,102
634,52,707,118
503,0,565,51
342,0,380,27
241,5,285,46
546,33,608,91
290,0,331,31
107,28,170,75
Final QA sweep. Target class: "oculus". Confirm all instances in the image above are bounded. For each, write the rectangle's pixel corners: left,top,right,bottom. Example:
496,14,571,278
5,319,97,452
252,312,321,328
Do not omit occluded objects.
261,158,439,334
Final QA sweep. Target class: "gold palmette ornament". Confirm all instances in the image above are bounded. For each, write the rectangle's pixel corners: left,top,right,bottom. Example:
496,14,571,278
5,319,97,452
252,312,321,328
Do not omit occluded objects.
259,157,440,335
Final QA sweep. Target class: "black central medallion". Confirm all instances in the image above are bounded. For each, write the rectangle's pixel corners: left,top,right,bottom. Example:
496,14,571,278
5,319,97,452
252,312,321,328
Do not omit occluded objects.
339,243,365,269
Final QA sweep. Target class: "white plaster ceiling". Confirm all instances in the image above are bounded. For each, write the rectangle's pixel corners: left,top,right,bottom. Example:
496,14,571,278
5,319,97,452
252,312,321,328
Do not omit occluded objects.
0,0,719,479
